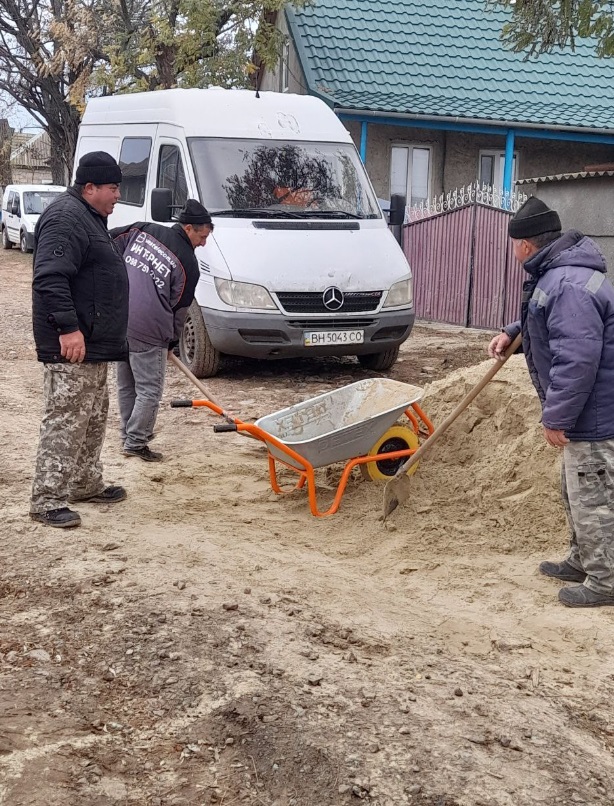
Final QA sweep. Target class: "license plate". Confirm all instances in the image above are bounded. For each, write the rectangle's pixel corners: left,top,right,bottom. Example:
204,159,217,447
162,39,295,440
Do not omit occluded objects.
303,330,365,346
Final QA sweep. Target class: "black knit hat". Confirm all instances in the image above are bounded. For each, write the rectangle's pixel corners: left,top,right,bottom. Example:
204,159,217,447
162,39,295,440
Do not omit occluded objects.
508,196,561,239
177,199,212,226
75,151,122,185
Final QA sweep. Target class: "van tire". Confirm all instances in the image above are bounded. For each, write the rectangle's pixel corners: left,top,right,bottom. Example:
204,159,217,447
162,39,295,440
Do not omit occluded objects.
2,227,12,249
20,231,29,253
179,300,221,378
357,346,400,372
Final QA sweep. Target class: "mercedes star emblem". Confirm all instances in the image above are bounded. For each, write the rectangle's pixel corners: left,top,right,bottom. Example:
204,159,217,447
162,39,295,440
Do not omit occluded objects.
322,286,344,311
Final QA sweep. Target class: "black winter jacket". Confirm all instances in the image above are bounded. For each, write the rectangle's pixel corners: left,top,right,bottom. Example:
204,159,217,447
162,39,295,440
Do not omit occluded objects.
110,222,199,349
32,188,129,363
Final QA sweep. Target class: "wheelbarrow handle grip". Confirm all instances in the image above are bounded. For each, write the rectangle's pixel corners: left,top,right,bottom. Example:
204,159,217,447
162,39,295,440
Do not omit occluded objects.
170,399,194,408
213,423,238,433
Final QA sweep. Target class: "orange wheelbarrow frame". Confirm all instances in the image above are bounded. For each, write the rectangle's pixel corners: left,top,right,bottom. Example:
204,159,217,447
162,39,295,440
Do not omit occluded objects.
172,398,434,517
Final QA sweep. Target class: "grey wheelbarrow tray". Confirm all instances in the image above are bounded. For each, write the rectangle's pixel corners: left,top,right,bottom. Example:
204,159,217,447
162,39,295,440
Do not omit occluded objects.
256,378,423,469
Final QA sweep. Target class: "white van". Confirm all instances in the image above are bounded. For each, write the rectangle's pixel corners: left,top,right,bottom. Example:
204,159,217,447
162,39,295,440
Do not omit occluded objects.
1,184,66,253
76,88,414,377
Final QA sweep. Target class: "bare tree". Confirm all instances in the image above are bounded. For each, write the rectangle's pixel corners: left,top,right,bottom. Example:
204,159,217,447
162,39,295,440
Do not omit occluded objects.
0,117,14,188
0,0,301,183
0,0,107,183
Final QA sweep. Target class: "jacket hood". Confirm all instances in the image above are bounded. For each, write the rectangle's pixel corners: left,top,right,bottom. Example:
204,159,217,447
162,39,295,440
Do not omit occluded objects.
524,230,607,278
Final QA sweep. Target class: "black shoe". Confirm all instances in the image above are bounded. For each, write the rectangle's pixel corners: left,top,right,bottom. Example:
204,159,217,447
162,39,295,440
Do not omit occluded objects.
30,507,81,528
123,445,163,463
559,584,614,608
71,485,127,504
539,559,586,583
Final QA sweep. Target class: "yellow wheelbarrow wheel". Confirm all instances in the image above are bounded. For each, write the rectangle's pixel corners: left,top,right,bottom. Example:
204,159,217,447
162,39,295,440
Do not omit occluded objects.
360,424,420,482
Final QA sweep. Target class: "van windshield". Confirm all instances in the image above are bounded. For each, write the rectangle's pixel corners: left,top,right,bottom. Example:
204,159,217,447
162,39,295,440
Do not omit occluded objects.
23,191,62,215
188,138,380,219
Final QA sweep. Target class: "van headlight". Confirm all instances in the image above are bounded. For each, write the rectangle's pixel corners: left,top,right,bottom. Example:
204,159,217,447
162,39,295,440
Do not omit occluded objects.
215,278,276,309
383,277,413,308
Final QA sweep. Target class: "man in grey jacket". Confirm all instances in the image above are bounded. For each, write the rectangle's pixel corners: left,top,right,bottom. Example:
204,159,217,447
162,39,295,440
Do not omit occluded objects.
112,200,213,462
489,197,614,607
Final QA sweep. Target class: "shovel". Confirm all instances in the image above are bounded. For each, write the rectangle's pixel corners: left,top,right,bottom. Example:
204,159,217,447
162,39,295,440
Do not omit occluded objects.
382,332,523,520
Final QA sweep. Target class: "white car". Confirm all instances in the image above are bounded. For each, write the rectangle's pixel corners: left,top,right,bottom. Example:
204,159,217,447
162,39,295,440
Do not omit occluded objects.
1,184,65,253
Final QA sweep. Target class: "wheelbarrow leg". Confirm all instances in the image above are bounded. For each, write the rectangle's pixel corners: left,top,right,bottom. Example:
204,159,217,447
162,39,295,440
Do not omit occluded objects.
268,455,307,493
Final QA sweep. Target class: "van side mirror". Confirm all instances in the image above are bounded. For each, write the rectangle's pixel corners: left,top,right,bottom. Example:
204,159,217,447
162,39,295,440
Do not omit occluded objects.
389,194,406,227
151,188,173,222
11,199,19,215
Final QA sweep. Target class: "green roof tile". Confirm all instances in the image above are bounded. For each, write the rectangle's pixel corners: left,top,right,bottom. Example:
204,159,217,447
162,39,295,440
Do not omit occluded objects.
288,0,614,130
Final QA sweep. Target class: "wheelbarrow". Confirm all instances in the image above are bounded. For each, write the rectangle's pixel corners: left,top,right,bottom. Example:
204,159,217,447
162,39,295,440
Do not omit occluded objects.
170,373,434,517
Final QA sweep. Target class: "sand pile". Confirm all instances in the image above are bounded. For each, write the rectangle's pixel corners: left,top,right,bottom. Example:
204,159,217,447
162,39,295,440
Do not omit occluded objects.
400,355,567,554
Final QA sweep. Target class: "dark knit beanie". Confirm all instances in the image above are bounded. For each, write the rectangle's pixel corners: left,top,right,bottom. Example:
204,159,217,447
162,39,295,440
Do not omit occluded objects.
508,196,561,239
75,151,122,185
177,199,212,226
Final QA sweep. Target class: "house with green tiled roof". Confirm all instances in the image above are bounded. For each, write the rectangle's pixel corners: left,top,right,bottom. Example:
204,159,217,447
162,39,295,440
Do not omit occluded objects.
259,0,614,209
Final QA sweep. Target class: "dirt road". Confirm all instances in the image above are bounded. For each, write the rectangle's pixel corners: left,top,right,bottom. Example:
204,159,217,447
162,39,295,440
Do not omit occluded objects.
2,248,614,806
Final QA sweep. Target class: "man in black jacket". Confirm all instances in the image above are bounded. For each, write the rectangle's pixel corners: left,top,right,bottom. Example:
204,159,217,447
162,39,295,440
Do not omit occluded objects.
30,152,129,528
112,200,212,461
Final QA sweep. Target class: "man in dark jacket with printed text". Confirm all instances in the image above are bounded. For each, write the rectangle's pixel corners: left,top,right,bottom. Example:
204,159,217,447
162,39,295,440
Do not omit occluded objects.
30,152,129,528
112,200,213,462
489,197,614,607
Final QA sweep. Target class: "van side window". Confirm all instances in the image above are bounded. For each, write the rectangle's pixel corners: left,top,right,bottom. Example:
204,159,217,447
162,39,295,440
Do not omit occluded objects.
157,145,188,209
118,137,152,206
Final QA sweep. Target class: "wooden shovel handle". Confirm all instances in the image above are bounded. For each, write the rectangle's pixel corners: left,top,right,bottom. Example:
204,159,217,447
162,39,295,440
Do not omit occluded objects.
391,332,523,478
168,352,234,420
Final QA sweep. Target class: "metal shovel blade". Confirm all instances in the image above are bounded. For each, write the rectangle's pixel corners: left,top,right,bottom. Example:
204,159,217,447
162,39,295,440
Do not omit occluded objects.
383,473,412,520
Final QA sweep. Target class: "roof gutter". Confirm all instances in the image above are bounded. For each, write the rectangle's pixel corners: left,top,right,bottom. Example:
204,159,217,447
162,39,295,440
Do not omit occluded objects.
337,108,614,139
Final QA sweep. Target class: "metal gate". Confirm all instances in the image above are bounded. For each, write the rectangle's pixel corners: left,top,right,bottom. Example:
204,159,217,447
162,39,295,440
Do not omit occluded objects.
403,203,524,330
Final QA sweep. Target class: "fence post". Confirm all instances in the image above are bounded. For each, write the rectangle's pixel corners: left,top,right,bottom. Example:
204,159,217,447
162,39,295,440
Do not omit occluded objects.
464,202,478,327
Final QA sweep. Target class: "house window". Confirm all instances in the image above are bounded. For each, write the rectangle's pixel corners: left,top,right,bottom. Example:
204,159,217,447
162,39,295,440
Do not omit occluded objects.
279,41,290,92
479,150,517,189
118,137,151,206
390,145,431,207
157,144,188,209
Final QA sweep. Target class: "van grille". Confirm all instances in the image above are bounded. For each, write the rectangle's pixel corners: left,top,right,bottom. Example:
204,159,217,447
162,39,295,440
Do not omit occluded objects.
287,318,376,329
277,291,382,314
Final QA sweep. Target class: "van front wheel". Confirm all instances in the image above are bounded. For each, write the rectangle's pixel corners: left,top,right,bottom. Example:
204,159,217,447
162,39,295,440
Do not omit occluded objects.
179,301,221,378
20,231,30,253
2,227,12,249
357,347,400,372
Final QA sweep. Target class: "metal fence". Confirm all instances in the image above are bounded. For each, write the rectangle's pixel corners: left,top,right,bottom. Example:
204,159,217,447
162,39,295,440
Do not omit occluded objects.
403,202,524,330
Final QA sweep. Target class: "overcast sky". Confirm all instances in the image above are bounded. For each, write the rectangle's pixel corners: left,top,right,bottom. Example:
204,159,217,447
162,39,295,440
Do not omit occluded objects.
1,93,42,132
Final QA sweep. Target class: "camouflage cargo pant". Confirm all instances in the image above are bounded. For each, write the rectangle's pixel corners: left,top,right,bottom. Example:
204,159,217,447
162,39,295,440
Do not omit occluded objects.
562,440,614,594
30,363,109,514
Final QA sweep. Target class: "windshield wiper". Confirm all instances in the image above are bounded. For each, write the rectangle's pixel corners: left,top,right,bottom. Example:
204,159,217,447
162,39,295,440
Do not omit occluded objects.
211,208,304,219
292,210,365,219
